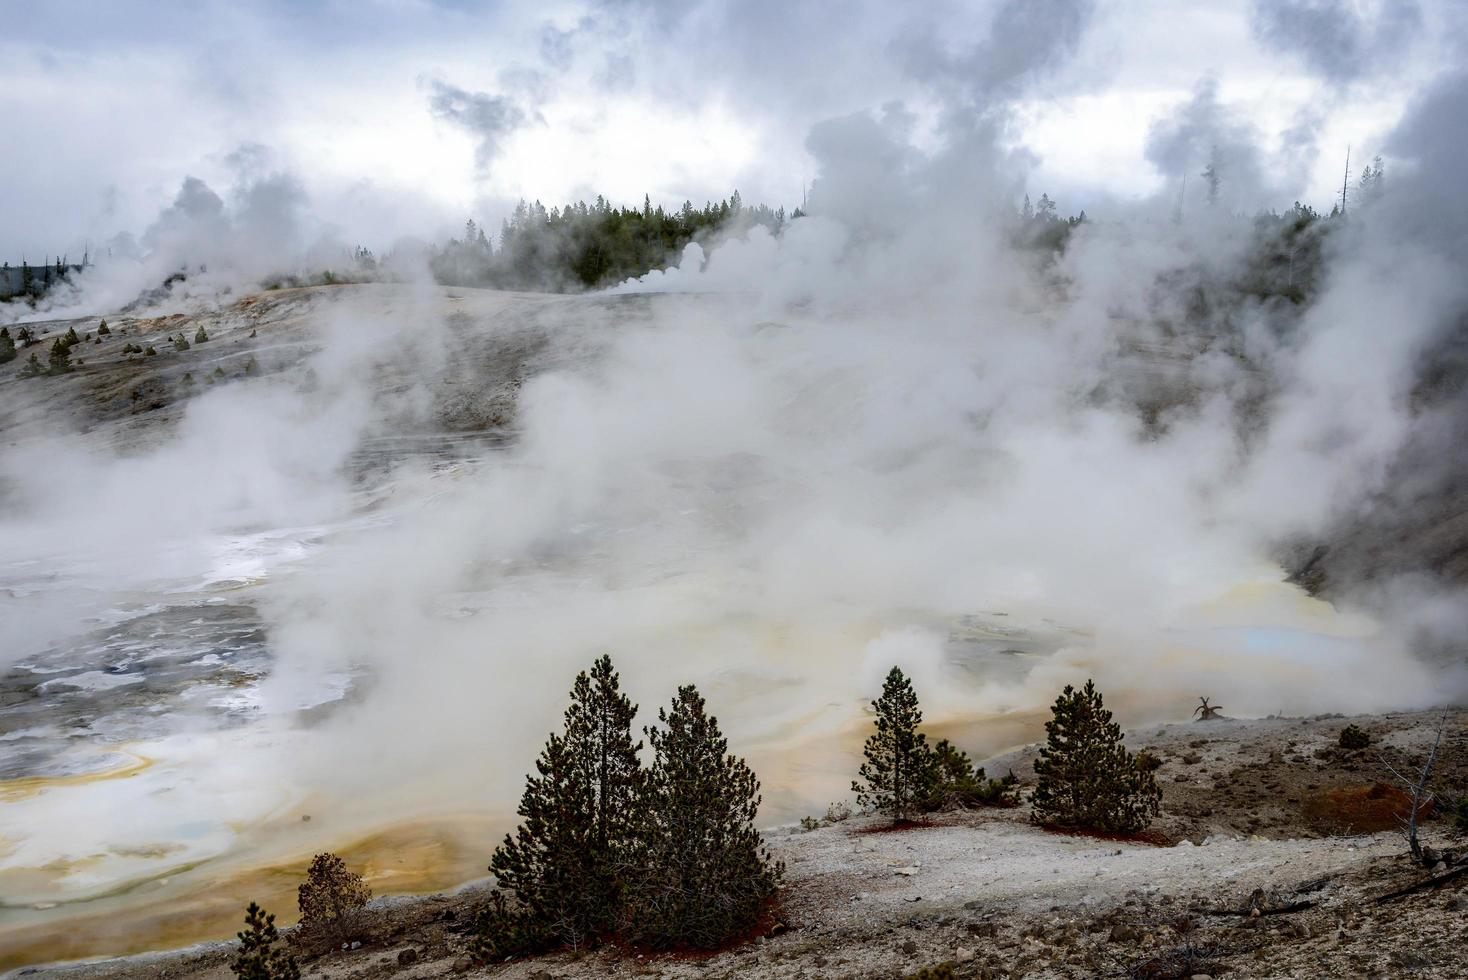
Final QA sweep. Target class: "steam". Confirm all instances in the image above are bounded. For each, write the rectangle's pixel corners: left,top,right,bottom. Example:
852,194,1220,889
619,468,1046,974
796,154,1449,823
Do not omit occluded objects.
1,0,1467,939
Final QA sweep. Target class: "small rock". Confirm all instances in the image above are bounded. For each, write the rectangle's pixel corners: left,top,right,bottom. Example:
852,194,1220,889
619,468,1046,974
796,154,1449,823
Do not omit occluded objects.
1108,924,1139,943
397,949,419,966
955,947,976,963
349,941,362,951
895,866,920,876
452,957,473,973
901,939,919,955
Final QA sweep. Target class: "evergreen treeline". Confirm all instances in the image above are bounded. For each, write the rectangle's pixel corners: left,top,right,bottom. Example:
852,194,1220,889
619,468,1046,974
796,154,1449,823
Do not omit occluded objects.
430,192,790,292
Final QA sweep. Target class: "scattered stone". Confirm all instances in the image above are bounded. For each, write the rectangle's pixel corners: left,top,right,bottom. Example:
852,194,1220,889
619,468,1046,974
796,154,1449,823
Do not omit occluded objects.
955,947,975,963
452,957,473,972
397,949,419,966
901,939,919,955
895,866,920,876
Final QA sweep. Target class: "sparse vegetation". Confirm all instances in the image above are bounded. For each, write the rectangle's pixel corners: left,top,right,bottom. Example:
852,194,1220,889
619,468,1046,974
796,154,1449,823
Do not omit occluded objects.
97,319,110,336
824,801,852,823
799,815,820,832
195,325,210,343
61,326,79,347
144,345,157,356
173,334,191,351
296,852,372,952
17,352,44,377
1339,724,1370,749
1031,679,1161,834
852,667,938,824
0,327,14,364
230,903,299,980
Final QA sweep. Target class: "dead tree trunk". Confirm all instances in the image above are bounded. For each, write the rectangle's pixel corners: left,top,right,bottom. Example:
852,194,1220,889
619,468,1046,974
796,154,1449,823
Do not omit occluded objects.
1383,710,1448,866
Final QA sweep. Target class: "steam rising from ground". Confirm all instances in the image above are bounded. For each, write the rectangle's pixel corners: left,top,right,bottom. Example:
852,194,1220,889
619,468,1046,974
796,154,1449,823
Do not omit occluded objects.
2,10,1467,953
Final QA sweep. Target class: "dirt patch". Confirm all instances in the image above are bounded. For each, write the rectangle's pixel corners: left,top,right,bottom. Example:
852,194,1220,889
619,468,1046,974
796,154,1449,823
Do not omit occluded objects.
1038,825,1176,847
1302,782,1434,835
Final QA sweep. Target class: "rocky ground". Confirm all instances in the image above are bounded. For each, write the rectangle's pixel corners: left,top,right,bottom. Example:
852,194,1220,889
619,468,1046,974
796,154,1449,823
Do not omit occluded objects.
13,708,1467,980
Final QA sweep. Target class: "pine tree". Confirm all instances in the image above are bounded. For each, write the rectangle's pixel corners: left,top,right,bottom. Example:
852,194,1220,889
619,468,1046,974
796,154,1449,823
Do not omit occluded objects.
61,326,80,348
47,338,73,374
474,655,644,958
629,685,782,949
852,667,938,824
174,334,191,351
97,319,110,336
230,902,299,980
195,325,210,343
0,327,14,364
18,352,43,377
1030,680,1160,833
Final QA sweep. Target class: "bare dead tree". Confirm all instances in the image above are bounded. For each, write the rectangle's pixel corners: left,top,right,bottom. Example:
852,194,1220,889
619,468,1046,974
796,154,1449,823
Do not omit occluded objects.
1381,709,1449,866
1194,697,1223,721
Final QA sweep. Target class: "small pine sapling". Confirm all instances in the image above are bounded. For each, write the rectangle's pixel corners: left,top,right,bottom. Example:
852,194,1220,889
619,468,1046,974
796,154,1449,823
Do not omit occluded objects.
231,903,300,980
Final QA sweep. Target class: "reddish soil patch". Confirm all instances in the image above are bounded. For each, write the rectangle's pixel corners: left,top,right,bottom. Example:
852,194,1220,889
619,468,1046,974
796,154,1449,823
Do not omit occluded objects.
1301,782,1432,835
849,819,940,835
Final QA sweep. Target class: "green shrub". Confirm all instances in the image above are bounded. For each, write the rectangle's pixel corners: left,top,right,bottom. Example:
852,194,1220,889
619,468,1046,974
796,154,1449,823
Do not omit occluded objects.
1339,725,1370,750
174,334,191,351
230,903,299,980
627,685,782,949
144,345,157,356
925,739,1020,810
47,339,73,374
1031,680,1160,834
905,965,955,980
97,319,110,336
1135,750,1163,773
297,853,371,951
0,328,14,364
799,815,820,831
195,325,210,342
473,655,644,959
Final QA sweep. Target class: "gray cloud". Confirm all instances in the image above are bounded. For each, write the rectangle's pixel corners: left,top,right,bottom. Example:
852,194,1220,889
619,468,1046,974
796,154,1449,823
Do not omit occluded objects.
425,79,531,176
1250,0,1423,83
897,0,1097,104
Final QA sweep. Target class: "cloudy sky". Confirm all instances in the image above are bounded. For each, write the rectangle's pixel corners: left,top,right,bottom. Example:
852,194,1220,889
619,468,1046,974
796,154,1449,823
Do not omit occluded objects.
2,0,1462,261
